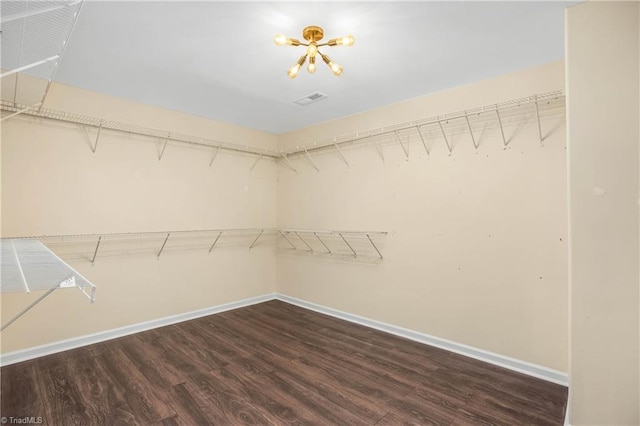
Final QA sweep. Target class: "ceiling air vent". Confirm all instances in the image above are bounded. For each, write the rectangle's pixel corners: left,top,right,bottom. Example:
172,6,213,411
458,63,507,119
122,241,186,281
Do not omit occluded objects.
294,92,328,107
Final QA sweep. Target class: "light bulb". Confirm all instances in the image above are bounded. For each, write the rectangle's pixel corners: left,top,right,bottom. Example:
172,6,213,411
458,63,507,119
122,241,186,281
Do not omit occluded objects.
340,35,355,46
307,56,316,73
274,34,300,46
288,54,307,78
330,62,343,76
287,64,301,79
307,43,318,57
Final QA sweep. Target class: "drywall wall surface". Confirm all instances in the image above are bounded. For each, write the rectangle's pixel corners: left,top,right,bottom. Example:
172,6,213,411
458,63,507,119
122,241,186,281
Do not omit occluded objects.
276,62,568,371
566,2,640,424
1,83,278,353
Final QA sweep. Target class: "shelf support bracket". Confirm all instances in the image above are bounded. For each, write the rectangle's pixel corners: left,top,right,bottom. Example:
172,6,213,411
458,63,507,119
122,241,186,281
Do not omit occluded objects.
250,153,263,171
314,232,331,254
0,55,60,79
295,232,313,252
395,131,409,160
416,125,429,156
303,148,320,172
158,133,170,161
534,95,543,144
281,154,297,173
464,114,478,152
279,231,296,249
333,143,350,168
91,121,103,154
1,103,42,122
366,234,383,260
496,109,508,147
1,286,57,332
209,146,219,167
91,236,102,265
339,233,357,258
157,233,170,258
208,231,222,253
249,229,264,250
438,121,452,155
374,142,385,164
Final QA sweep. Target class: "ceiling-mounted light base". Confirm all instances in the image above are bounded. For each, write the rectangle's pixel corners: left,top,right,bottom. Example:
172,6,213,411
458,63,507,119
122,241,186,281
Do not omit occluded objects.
303,26,324,42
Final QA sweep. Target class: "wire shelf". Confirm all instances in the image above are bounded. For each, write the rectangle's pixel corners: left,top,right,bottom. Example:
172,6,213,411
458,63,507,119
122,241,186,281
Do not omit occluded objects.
0,99,280,159
2,228,387,262
1,0,83,107
280,90,566,162
1,238,96,331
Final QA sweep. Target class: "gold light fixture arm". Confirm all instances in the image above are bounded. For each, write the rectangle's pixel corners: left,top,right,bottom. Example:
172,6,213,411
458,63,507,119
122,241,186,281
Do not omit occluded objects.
276,26,353,77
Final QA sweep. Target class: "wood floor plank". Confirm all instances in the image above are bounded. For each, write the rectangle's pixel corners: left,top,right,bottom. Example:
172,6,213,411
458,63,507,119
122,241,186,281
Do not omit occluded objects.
38,360,94,425
98,347,174,423
1,300,568,425
375,410,425,426
66,352,138,425
268,369,373,425
167,381,225,425
220,363,320,424
0,362,49,424
243,353,389,423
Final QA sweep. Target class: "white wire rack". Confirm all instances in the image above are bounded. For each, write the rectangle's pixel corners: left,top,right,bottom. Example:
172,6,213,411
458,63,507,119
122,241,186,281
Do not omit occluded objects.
278,229,387,260
279,90,566,170
3,228,387,263
1,90,563,168
1,238,96,331
0,0,83,108
0,99,280,160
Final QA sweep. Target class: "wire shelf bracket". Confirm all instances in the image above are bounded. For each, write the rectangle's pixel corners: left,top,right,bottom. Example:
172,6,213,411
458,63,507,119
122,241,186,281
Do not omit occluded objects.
1,239,97,332
277,229,387,260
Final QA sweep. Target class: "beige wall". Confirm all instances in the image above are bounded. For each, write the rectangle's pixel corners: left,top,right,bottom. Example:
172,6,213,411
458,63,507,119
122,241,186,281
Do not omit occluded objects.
566,2,640,425
1,82,278,353
277,61,569,372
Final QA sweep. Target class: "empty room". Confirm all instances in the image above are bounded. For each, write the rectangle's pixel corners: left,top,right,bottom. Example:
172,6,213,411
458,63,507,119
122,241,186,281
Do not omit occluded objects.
1,1,638,425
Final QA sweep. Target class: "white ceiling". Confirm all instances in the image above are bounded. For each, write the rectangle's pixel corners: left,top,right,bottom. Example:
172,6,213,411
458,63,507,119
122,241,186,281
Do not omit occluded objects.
52,1,572,134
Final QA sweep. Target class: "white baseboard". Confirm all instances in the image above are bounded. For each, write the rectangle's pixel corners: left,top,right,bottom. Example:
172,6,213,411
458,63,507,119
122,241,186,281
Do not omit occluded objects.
564,399,571,425
1,291,568,388
275,294,569,386
0,293,277,367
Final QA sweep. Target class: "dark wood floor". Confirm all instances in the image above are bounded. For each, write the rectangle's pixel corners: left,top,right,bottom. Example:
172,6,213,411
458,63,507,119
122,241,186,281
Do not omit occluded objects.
1,300,567,425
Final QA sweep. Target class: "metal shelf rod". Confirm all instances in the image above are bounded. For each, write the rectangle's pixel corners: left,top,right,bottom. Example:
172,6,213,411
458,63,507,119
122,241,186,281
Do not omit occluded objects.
339,233,358,258
0,55,60,79
314,232,331,254
295,231,314,252
279,231,297,249
208,231,223,253
1,287,57,332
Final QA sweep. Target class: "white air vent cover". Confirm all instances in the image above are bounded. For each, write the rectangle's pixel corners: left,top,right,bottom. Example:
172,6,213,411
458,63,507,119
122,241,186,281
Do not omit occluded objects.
294,92,328,106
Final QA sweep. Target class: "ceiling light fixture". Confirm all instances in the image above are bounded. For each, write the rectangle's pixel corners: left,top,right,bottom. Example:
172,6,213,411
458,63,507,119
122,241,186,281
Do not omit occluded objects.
275,26,354,79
